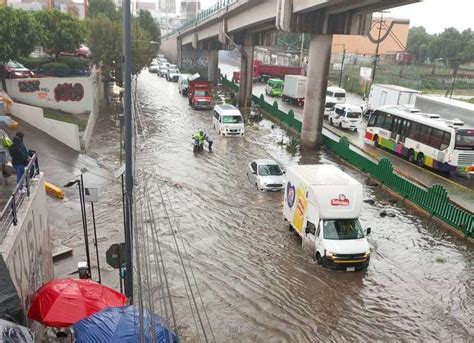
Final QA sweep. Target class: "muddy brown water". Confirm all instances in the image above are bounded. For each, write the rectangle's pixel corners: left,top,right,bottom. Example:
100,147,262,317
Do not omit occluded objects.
128,72,473,342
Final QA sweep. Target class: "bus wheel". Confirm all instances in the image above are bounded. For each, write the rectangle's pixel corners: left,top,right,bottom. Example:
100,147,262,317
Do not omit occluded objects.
373,135,379,147
315,252,322,265
407,149,415,163
417,153,425,167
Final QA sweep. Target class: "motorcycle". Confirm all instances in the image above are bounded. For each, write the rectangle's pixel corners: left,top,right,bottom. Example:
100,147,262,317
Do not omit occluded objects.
192,139,204,153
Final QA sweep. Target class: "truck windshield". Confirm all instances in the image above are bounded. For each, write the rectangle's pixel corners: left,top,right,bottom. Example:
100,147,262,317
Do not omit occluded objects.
195,90,209,97
258,164,283,176
455,129,474,150
323,219,364,240
222,115,242,124
347,112,361,119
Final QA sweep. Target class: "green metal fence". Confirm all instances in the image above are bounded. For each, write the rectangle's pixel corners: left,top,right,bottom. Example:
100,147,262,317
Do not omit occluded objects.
220,74,474,238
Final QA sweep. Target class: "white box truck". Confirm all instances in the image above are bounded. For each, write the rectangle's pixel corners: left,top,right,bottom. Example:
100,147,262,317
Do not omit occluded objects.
366,84,420,116
283,165,371,271
282,75,307,106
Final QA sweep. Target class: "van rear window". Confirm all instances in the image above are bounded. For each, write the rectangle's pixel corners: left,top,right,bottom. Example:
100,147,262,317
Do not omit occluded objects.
334,92,346,98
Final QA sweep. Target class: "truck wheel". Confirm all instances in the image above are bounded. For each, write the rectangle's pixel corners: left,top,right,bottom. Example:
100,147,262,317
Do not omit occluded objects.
373,135,379,147
417,153,425,167
407,149,415,163
315,252,322,265
329,118,333,125
255,183,259,191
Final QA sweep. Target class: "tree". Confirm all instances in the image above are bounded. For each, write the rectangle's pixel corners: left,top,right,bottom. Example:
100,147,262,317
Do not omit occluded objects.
88,0,120,21
137,9,161,50
0,7,41,89
35,10,87,59
87,14,156,86
407,26,431,62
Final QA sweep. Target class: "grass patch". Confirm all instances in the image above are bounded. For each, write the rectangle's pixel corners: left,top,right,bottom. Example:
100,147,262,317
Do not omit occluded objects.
435,257,446,263
43,108,89,131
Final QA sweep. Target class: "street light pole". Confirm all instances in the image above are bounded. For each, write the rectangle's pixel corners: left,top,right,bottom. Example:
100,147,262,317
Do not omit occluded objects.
371,11,386,85
123,0,134,303
338,46,346,88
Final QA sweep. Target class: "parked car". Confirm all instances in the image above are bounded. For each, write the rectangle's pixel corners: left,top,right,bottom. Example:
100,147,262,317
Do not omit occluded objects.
148,61,159,73
1,61,34,78
59,45,91,59
328,104,363,131
178,74,192,95
158,66,169,77
247,159,285,191
166,67,180,82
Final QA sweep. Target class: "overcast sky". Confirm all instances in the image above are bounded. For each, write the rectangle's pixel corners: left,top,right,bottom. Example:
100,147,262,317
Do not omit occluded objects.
199,0,472,34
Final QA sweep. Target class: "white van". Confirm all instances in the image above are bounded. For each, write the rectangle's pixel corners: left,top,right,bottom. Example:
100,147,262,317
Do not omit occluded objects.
178,74,192,96
213,104,245,136
325,86,346,116
283,165,371,271
328,104,363,131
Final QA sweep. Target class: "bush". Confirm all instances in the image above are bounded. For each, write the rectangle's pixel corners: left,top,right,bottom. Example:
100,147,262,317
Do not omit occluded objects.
41,62,70,72
18,56,54,69
58,56,90,69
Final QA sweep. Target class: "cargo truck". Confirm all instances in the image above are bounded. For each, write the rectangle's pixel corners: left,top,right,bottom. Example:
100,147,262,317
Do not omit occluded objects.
282,75,307,106
233,60,304,83
366,84,420,117
188,78,213,110
283,165,371,271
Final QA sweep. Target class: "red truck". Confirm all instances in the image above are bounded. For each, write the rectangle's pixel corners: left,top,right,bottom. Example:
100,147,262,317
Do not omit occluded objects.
233,60,304,83
188,79,213,110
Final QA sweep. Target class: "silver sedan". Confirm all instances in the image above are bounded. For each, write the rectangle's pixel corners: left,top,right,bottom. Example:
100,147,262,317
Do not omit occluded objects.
247,159,285,191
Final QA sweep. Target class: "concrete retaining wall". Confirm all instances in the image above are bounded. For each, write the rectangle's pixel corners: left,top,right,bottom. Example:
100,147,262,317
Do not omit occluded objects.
6,75,94,115
0,174,53,331
10,102,81,151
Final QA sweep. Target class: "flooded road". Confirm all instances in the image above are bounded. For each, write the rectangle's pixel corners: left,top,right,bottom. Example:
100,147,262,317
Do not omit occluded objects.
134,71,473,342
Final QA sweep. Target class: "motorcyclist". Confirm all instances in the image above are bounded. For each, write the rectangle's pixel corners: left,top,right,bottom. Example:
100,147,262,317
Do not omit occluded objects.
192,130,213,152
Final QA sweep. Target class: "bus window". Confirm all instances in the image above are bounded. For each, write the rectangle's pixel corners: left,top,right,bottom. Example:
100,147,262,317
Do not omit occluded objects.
429,128,445,149
419,125,432,145
441,132,451,150
402,120,411,136
382,114,394,130
375,111,385,127
368,112,377,126
408,122,421,140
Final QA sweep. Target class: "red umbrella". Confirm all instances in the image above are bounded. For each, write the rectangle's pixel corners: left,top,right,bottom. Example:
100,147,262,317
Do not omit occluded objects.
28,278,126,328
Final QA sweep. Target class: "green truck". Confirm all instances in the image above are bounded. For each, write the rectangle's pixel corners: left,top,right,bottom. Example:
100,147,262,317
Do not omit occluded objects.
265,79,284,97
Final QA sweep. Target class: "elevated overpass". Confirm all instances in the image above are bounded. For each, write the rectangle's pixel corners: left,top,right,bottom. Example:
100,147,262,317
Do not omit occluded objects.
160,0,420,148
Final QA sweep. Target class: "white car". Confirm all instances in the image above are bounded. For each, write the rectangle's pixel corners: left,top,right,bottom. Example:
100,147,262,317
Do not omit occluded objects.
158,66,168,77
166,67,180,82
247,159,285,191
328,103,362,131
148,61,158,73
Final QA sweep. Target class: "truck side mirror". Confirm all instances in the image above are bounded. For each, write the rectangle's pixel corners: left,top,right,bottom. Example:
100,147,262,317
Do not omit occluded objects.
366,227,371,235
252,170,257,174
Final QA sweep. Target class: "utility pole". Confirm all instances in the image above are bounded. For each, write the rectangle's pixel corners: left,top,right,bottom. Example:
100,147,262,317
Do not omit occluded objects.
449,62,459,99
338,46,346,88
371,11,386,85
122,0,133,303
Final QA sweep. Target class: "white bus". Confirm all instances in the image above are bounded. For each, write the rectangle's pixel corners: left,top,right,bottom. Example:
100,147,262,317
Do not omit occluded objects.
364,105,474,174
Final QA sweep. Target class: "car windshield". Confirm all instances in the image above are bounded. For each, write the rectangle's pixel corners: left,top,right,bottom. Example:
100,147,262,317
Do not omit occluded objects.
258,164,283,176
222,115,242,124
347,111,361,119
323,219,364,240
7,61,24,68
169,69,178,73
455,129,474,150
195,90,209,97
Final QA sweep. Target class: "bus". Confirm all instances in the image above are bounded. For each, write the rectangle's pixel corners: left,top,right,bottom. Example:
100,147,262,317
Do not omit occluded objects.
364,105,474,174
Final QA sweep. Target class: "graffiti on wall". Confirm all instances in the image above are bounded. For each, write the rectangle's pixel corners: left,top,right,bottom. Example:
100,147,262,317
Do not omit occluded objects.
18,80,40,93
54,83,84,102
181,57,208,71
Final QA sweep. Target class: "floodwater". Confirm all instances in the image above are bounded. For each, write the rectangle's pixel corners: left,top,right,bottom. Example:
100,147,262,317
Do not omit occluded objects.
131,71,473,342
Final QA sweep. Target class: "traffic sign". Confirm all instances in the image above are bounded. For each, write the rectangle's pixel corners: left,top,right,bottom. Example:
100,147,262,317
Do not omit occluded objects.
106,243,126,269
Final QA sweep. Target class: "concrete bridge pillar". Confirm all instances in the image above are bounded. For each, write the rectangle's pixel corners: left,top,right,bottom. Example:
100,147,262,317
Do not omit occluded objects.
301,34,333,149
239,45,254,115
208,50,219,86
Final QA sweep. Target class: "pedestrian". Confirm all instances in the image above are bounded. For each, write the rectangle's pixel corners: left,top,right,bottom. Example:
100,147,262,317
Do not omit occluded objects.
0,130,12,179
8,136,29,185
16,131,39,176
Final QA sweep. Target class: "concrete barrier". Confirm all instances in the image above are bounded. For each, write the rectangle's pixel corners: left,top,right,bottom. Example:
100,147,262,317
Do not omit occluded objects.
9,102,81,151
0,174,53,333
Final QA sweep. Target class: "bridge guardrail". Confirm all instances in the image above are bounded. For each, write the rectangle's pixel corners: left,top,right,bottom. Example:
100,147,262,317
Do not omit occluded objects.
163,0,239,38
220,74,474,238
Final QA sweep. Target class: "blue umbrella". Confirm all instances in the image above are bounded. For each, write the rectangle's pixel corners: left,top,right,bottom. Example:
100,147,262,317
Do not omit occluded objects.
72,305,179,343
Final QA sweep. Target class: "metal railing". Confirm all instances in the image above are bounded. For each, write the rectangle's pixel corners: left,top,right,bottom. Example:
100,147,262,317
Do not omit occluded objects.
0,154,40,244
163,0,239,38
220,74,474,237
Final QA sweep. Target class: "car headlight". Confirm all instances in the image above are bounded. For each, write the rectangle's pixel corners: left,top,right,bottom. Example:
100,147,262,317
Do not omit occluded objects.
325,250,334,258
364,249,370,258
